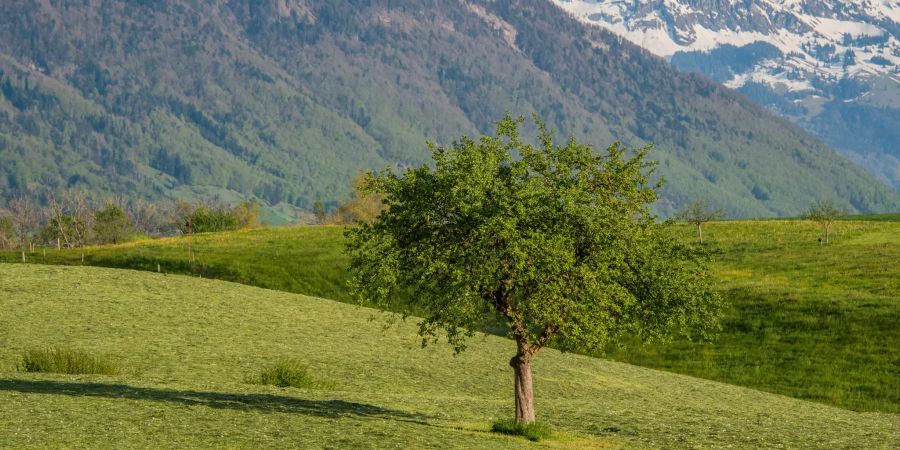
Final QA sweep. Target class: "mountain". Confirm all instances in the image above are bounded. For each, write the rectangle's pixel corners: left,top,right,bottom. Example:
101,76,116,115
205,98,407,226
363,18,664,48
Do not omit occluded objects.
554,0,900,189
0,0,896,217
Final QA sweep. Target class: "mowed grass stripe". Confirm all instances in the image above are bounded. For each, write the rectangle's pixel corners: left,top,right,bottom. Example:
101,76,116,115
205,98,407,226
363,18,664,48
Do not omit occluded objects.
0,264,897,448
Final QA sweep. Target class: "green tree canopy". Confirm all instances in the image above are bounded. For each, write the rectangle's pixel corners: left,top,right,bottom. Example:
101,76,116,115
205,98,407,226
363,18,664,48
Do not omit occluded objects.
93,203,134,245
346,114,721,424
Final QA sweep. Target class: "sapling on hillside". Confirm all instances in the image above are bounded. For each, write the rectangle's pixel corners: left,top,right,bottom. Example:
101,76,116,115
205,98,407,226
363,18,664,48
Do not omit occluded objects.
675,199,724,244
804,199,842,244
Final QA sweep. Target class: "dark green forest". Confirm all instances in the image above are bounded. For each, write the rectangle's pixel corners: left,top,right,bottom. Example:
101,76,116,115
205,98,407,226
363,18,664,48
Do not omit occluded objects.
0,0,896,216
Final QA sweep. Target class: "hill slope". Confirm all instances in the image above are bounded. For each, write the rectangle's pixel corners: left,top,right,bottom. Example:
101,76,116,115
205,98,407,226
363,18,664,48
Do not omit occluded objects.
0,0,897,216
0,264,897,448
2,218,898,412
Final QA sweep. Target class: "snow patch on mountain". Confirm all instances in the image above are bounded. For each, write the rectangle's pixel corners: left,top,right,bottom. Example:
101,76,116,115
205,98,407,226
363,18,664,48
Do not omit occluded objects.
553,0,900,93
552,0,900,189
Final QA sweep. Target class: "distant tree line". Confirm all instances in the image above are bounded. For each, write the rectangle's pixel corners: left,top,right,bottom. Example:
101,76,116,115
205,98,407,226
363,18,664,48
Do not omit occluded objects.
0,191,261,256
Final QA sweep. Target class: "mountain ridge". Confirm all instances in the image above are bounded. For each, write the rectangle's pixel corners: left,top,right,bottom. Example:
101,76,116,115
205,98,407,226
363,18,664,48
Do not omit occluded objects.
555,0,900,189
0,0,896,216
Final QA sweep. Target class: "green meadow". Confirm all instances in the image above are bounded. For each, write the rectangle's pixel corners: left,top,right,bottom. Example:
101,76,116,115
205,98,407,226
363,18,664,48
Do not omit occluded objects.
0,264,897,448
2,218,898,412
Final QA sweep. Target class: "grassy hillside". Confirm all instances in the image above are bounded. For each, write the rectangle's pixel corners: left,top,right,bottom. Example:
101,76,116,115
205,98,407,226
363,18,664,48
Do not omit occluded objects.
618,219,900,412
1,0,898,216
3,218,898,413
0,264,896,448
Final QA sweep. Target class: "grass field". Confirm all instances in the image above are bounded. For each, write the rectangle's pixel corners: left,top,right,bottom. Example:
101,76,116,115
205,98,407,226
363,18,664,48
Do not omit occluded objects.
2,219,898,412
0,264,896,448
0,226,351,301
616,219,899,413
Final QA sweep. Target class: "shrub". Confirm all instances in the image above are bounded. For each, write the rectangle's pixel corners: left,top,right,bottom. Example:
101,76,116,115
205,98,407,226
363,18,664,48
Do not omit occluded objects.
19,347,119,375
246,358,331,389
230,200,261,229
192,205,238,233
94,203,135,245
491,418,552,441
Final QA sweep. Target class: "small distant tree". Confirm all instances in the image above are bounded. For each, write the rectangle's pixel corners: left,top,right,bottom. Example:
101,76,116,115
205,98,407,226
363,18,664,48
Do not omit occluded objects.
172,201,198,263
312,200,327,225
8,195,37,261
231,199,261,229
191,205,238,233
675,199,724,244
333,173,385,225
67,190,96,246
0,213,15,250
804,199,842,244
46,193,74,248
126,198,169,237
94,203,135,245
347,115,721,425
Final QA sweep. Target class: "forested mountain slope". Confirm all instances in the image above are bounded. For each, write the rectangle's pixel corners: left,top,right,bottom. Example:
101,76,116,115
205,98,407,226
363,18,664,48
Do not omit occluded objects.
0,0,896,216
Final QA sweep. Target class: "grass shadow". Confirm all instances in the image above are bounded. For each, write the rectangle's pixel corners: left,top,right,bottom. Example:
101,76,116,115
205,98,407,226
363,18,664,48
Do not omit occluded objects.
0,379,428,425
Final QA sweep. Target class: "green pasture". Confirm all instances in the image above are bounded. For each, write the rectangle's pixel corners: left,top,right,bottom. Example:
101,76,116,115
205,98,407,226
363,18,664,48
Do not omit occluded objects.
0,265,896,448
2,218,898,412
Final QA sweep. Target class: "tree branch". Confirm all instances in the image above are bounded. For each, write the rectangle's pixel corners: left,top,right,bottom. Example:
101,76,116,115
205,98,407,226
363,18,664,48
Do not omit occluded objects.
529,324,558,355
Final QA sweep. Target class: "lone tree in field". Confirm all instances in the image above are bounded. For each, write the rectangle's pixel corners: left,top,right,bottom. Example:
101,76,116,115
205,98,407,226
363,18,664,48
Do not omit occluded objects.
675,199,724,244
804,199,842,244
346,115,721,425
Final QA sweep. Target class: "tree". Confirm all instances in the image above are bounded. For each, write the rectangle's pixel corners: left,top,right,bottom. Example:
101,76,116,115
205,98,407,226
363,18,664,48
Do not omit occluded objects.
0,213,15,250
8,195,37,261
191,204,238,233
93,203,135,244
67,190,97,246
231,199,261,229
346,115,721,425
804,199,842,244
40,190,96,248
126,198,168,237
674,199,724,244
333,173,385,224
46,193,74,248
312,200,327,225
172,201,198,263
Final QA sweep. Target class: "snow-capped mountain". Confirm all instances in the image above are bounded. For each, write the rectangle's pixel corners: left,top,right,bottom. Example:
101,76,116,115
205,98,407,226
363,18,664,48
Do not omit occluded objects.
553,0,900,189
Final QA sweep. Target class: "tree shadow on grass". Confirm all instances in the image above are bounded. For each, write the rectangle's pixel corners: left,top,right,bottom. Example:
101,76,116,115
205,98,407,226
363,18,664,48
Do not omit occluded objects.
0,379,429,425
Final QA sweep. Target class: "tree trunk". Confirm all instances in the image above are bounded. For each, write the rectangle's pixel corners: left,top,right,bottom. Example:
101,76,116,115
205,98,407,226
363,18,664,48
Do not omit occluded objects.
824,224,829,244
510,342,536,424
697,223,703,244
